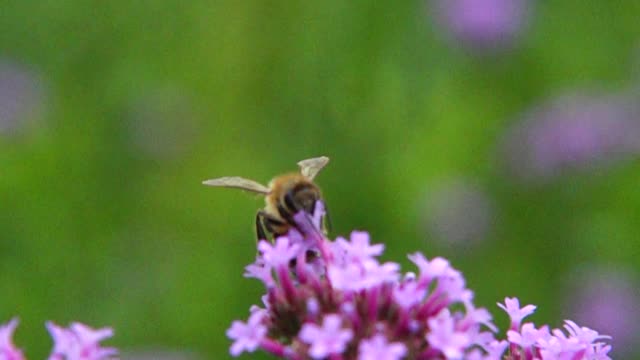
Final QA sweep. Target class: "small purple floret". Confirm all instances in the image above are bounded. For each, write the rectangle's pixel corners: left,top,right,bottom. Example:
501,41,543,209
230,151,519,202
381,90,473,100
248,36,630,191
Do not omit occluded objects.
299,314,353,359
0,318,24,360
46,321,117,360
498,297,537,330
358,334,407,360
226,310,267,357
257,237,300,268
426,309,471,359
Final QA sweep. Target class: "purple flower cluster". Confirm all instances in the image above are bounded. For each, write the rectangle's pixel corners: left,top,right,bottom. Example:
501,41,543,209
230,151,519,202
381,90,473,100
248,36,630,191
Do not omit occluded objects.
227,203,612,359
0,318,117,360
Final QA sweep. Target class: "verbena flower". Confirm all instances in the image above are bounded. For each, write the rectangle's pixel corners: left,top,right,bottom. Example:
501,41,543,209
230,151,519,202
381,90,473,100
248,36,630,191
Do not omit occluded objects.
47,322,118,360
299,314,353,359
358,334,406,360
0,318,25,360
226,310,268,357
227,202,612,359
498,297,536,331
0,318,117,360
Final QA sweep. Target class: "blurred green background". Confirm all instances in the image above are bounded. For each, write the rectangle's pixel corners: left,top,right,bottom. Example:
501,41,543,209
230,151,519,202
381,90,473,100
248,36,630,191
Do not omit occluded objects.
1,1,639,359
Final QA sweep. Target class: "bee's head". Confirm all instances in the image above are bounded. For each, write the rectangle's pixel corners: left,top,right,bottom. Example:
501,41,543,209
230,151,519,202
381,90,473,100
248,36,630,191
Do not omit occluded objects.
292,183,321,214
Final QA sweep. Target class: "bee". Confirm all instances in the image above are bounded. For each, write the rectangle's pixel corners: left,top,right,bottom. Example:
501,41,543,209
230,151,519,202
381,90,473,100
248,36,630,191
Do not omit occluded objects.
202,156,330,241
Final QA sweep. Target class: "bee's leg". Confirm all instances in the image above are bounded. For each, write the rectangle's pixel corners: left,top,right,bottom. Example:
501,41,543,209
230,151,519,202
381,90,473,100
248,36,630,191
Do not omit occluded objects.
255,211,269,242
321,202,332,235
277,203,295,225
257,210,288,240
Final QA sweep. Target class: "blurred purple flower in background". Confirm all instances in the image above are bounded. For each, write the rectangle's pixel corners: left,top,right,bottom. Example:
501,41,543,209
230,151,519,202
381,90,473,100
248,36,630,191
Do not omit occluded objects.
563,266,640,357
0,59,45,135
420,180,494,249
430,0,531,53
501,91,640,183
126,88,198,161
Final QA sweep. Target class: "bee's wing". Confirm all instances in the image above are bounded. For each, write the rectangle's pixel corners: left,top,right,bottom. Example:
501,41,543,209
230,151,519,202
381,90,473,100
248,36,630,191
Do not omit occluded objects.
202,176,271,194
297,156,330,180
